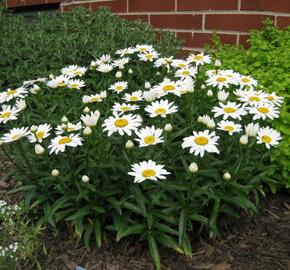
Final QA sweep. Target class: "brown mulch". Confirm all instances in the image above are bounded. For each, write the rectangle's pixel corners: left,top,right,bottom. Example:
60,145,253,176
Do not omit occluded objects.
32,193,290,270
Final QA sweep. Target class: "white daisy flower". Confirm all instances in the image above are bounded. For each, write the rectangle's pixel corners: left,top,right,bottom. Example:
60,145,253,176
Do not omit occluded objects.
82,94,103,104
217,120,242,135
81,110,100,127
264,92,284,107
154,56,173,69
197,115,216,128
96,64,113,73
112,57,130,69
187,52,211,66
0,87,28,103
1,127,29,143
145,99,178,118
109,81,128,93
175,67,197,79
112,102,139,114
102,113,142,136
217,90,229,102
0,105,20,124
135,44,154,53
178,77,195,95
248,103,279,120
236,89,267,105
143,89,161,102
47,75,70,88
135,126,164,147
212,102,247,120
154,78,181,97
116,47,136,57
61,65,87,77
28,124,51,143
138,51,159,62
94,54,112,66
128,160,170,183
48,134,83,155
171,59,189,69
15,99,27,111
55,122,82,135
238,75,257,89
67,79,85,90
256,126,281,149
245,123,260,137
122,90,143,102
206,74,236,90
182,130,220,157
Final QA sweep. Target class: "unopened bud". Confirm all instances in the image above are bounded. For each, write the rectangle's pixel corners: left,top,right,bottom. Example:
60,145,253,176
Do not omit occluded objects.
116,71,122,78
61,116,68,123
61,124,68,131
188,162,198,173
215,60,222,67
51,169,60,177
49,74,54,79
201,84,206,90
239,134,248,145
223,172,231,181
82,175,90,183
30,125,38,133
128,68,133,74
125,140,134,149
156,71,160,76
35,144,45,155
145,82,151,89
83,107,90,114
83,126,92,136
207,90,213,97
164,123,173,132
100,91,107,99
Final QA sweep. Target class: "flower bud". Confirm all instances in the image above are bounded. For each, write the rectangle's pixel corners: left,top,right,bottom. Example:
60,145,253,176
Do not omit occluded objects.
128,68,133,74
145,82,151,89
156,71,160,76
217,90,229,102
61,116,68,123
201,84,206,90
83,126,92,136
207,120,216,129
125,140,134,149
188,162,198,173
215,60,222,67
30,125,38,133
239,134,249,145
207,90,213,97
223,172,231,181
82,175,90,183
164,123,173,132
49,74,54,79
51,169,60,177
61,124,68,131
34,144,45,155
100,91,107,99
83,107,91,114
116,71,122,78
90,61,97,67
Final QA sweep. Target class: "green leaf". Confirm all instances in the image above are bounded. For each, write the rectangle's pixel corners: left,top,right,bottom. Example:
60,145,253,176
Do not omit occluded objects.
147,233,161,270
94,219,102,248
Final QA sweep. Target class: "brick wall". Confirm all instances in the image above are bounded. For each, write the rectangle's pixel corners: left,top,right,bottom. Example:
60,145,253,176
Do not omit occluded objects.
6,0,290,51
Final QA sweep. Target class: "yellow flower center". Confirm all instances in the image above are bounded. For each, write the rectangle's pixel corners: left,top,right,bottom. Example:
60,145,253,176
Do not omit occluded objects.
130,96,138,101
162,85,175,91
181,70,190,76
12,134,21,141
91,97,101,102
144,135,156,144
73,70,81,76
178,63,186,68
241,77,250,83
70,83,79,89
249,96,260,102
155,107,167,115
67,127,75,132
141,169,156,178
267,96,274,101
257,107,269,114
58,81,66,87
194,136,209,145
115,86,124,91
7,89,17,95
194,55,203,61
224,125,234,132
223,107,237,113
114,118,128,127
216,77,227,83
145,54,153,59
262,135,272,144
36,131,45,139
0,112,11,118
139,48,147,52
120,106,130,112
58,137,72,145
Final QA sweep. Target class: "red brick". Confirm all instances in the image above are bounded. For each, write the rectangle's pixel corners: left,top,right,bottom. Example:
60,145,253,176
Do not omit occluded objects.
150,14,202,30
276,16,290,28
177,32,237,48
61,2,91,12
46,0,60,3
6,0,26,7
119,14,148,22
241,0,290,13
128,0,174,12
178,0,238,11
25,0,46,5
91,0,127,13
239,34,250,49
205,14,274,31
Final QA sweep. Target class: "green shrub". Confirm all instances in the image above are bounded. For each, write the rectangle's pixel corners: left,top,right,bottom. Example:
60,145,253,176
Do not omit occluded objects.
212,20,290,190
0,7,180,87
1,42,283,269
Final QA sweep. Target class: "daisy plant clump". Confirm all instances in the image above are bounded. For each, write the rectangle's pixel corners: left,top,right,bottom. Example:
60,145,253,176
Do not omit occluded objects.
0,45,283,269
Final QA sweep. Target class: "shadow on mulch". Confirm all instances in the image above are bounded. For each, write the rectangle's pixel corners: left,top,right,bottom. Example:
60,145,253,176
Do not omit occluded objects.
23,193,290,270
